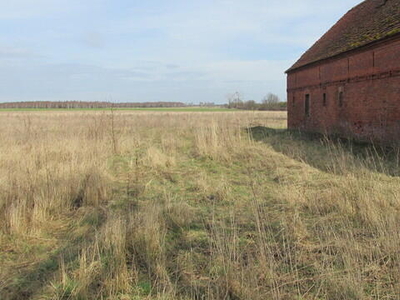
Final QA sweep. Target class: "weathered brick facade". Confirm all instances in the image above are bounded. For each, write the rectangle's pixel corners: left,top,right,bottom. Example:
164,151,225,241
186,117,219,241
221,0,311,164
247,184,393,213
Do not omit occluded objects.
287,0,400,143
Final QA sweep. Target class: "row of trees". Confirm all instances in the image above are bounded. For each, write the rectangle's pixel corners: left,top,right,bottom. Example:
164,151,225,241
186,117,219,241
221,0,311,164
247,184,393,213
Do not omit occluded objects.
0,101,186,109
0,94,285,110
226,92,286,111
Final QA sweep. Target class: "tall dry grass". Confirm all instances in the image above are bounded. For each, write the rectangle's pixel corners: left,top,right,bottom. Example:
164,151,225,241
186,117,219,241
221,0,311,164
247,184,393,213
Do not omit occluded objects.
0,110,399,300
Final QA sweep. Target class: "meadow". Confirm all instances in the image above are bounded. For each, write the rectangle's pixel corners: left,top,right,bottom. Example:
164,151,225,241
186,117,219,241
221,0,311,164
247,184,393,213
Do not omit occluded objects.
0,110,399,300
0,107,233,112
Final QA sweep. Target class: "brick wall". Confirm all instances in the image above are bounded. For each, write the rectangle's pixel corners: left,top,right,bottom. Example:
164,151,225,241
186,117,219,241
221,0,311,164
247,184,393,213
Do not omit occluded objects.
287,35,400,143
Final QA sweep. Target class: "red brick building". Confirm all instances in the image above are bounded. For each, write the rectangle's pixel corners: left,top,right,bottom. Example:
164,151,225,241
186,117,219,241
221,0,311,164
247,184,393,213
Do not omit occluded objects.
286,0,400,143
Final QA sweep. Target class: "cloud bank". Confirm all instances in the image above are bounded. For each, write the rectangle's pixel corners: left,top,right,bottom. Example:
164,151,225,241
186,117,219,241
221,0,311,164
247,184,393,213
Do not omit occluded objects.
0,0,361,103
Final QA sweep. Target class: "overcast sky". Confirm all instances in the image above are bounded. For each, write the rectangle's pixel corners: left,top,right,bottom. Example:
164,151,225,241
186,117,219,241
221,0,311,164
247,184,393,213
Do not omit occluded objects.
0,0,361,103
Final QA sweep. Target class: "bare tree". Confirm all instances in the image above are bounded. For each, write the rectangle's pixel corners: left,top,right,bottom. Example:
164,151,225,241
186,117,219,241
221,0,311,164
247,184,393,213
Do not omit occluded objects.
227,92,244,109
262,93,280,104
260,93,281,110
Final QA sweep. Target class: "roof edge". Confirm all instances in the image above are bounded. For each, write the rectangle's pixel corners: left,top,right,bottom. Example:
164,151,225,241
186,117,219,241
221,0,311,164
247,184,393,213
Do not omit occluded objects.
285,31,400,74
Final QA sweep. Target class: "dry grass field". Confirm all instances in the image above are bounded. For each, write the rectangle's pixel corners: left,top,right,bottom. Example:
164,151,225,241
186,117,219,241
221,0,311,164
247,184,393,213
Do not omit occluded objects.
1,110,400,300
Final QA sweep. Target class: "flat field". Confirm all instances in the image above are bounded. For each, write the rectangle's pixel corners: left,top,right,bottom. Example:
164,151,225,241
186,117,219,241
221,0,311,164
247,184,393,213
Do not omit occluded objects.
0,107,234,112
1,110,400,299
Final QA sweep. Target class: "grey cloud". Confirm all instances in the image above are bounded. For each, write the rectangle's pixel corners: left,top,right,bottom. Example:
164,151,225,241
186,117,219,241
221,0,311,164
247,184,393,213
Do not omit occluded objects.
0,46,41,59
0,0,85,19
80,32,106,48
166,64,180,69
165,71,207,81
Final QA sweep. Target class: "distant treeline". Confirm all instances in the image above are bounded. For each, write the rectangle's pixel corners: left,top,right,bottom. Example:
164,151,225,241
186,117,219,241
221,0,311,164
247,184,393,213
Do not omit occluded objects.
0,101,186,109
226,92,287,111
225,101,287,111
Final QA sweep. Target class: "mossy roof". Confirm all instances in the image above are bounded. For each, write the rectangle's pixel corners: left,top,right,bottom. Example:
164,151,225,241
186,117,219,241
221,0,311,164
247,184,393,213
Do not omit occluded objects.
287,0,400,72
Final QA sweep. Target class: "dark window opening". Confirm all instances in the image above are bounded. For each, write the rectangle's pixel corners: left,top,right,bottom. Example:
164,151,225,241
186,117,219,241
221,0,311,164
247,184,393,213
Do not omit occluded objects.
292,96,295,107
323,93,327,107
338,91,344,107
372,51,375,68
305,94,310,117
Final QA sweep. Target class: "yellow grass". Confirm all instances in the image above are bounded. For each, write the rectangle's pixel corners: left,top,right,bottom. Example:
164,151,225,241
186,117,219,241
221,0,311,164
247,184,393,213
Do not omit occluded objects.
0,110,399,299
